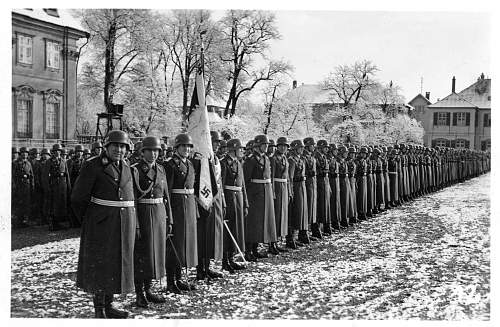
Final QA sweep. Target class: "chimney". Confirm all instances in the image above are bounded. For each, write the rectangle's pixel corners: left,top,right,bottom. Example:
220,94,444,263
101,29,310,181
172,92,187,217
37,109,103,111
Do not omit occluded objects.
292,80,297,89
425,92,430,100
452,76,456,93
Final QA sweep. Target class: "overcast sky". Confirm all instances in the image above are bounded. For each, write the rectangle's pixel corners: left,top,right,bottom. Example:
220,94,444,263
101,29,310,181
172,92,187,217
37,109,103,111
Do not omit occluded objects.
68,9,490,103
264,11,490,103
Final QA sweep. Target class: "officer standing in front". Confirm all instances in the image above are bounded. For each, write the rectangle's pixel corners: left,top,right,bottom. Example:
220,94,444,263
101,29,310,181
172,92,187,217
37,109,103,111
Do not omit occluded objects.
72,130,137,318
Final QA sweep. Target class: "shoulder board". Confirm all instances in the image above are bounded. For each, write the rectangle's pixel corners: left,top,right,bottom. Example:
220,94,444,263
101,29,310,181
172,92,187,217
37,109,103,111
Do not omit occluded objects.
131,163,138,167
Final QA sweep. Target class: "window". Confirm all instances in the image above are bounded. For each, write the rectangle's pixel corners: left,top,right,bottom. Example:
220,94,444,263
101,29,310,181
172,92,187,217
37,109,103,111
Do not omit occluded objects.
46,101,60,139
16,98,32,138
456,112,467,126
481,139,491,151
435,139,448,147
484,113,491,127
436,112,449,126
46,40,60,69
13,86,34,138
454,139,469,149
17,34,33,65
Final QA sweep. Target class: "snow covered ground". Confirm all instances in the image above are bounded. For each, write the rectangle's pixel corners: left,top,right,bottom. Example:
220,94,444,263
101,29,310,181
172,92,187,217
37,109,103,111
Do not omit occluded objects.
11,174,490,319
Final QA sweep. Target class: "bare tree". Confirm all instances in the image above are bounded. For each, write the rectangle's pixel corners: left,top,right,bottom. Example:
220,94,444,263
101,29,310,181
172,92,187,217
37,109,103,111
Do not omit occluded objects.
77,9,153,111
322,59,379,110
160,10,219,123
220,10,287,117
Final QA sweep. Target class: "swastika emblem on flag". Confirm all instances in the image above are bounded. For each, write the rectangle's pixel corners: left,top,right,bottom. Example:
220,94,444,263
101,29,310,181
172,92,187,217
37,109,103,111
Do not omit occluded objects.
201,186,211,198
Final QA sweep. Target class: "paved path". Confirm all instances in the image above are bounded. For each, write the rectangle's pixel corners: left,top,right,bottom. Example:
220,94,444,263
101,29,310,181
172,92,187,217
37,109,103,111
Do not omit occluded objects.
11,174,490,319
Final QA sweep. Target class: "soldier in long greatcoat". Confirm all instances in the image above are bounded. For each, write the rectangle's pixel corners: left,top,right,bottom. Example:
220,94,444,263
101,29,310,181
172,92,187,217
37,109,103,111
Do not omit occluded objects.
366,147,375,217
131,136,172,307
338,146,350,227
355,147,368,220
12,147,34,228
67,144,86,228
372,148,386,212
388,149,399,207
45,143,71,231
220,139,248,272
243,134,276,260
302,137,317,239
314,140,331,236
163,134,198,293
270,137,291,253
192,131,224,280
286,140,309,248
328,145,341,231
347,147,358,224
72,130,137,319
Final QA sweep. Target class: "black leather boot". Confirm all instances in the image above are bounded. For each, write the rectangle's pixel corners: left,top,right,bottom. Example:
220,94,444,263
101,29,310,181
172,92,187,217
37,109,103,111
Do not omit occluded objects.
135,280,149,308
244,251,258,262
322,224,333,235
196,264,206,280
104,294,129,319
268,242,280,255
206,267,224,279
229,257,246,270
275,242,289,252
311,223,323,239
298,230,310,244
165,270,181,294
252,243,268,258
176,267,195,290
222,257,235,273
144,279,166,303
92,293,106,318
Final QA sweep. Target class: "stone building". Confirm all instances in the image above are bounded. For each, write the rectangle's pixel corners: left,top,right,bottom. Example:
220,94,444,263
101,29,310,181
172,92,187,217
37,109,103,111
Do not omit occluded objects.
12,9,89,148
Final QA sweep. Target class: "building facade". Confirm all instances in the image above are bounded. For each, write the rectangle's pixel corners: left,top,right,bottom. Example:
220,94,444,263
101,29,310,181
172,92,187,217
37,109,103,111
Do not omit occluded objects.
12,9,88,148
424,74,490,151
408,93,432,145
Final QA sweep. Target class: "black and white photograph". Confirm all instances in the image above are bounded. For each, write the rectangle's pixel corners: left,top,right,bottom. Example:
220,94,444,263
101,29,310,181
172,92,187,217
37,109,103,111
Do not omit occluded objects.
2,0,496,323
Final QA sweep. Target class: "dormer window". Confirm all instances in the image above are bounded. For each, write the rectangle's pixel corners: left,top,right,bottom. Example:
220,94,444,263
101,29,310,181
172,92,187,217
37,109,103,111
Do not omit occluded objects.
43,9,59,17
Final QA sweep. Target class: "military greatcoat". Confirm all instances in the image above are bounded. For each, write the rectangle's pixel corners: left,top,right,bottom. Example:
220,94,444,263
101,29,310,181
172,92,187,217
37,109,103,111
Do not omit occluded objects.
221,154,248,252
270,152,291,237
303,150,317,225
243,151,277,243
328,154,341,230
131,159,173,281
72,154,137,294
314,151,331,226
288,154,308,231
163,154,198,268
45,157,71,221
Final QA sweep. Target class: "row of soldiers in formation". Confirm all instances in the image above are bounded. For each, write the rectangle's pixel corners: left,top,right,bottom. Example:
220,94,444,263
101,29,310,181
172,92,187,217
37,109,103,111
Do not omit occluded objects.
13,130,490,318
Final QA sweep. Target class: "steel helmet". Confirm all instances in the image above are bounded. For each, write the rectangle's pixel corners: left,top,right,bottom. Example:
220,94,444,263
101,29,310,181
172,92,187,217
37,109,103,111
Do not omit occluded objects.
276,137,289,147
210,131,222,142
83,148,91,155
92,141,103,150
254,134,270,146
227,138,243,150
338,145,348,153
19,146,29,154
290,140,304,149
245,140,254,150
317,140,328,148
29,148,39,155
174,133,194,148
74,144,84,152
105,130,131,150
141,136,161,151
41,148,50,156
12,146,19,154
359,147,368,154
303,137,315,146
52,143,63,152
348,146,356,153
219,140,227,148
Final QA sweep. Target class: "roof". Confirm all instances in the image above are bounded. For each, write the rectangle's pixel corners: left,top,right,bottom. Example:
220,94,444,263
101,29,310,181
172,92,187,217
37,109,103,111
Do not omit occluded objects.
284,84,335,104
408,94,432,106
428,76,491,109
12,9,87,34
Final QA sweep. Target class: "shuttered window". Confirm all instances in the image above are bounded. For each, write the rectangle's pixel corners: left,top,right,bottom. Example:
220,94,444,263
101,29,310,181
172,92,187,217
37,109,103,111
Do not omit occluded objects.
484,113,491,127
16,98,32,138
17,34,33,65
435,112,449,126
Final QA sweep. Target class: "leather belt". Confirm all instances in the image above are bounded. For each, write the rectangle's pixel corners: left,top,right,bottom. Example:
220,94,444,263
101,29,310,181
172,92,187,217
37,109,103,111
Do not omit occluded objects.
273,178,287,183
171,188,194,194
293,176,306,182
91,196,134,207
389,172,398,175
224,185,242,192
251,179,271,184
137,198,163,204
338,174,348,177
318,173,329,177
